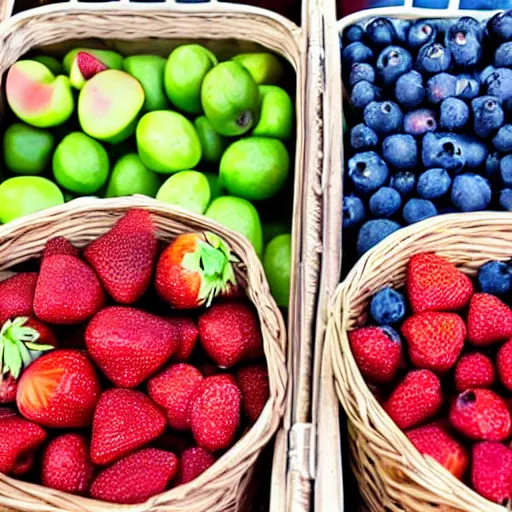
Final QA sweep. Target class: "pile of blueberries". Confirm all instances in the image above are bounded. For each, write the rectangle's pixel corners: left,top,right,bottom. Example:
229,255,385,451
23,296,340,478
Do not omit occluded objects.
342,11,512,258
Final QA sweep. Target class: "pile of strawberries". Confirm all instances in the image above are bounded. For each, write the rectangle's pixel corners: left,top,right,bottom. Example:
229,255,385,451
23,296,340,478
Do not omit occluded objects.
349,253,512,505
0,209,270,505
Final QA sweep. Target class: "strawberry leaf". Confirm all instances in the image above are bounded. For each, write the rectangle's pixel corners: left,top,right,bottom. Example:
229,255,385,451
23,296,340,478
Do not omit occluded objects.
3,340,22,379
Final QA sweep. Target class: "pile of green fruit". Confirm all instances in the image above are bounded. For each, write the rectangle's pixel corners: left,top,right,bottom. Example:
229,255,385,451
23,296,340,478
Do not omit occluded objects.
1,45,293,307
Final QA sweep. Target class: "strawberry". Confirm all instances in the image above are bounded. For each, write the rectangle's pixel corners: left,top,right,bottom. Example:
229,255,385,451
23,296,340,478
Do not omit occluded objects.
454,353,495,392
449,389,511,441
349,326,402,384
472,442,512,504
167,316,199,362
91,389,166,466
147,363,203,431
177,446,215,485
84,209,158,304
43,237,78,258
467,293,512,345
155,232,237,309
0,375,17,404
0,414,47,475
198,300,263,368
401,312,466,373
77,51,108,80
86,306,179,388
236,364,270,423
16,349,101,428
497,339,512,391
407,253,473,313
384,370,443,430
41,433,94,495
89,448,178,504
0,272,38,325
406,423,469,479
191,375,242,451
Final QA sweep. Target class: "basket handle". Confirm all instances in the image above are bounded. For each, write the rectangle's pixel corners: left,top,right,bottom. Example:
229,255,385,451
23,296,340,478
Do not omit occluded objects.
0,0,15,23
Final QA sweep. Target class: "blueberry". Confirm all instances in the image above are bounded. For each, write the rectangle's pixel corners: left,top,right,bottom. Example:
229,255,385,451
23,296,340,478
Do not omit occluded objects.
351,81,381,110
408,20,436,49
472,96,504,138
493,125,512,152
477,260,512,296
500,188,512,210
480,65,497,84
369,187,402,218
440,98,470,130
395,70,424,108
487,10,512,41
350,123,379,151
357,219,401,256
348,151,389,196
417,168,451,199
451,173,491,211
349,63,376,86
422,133,465,171
390,172,416,197
403,198,437,224
391,19,411,45
382,134,418,169
427,73,457,104
342,42,373,67
370,287,406,325
486,152,501,183
363,101,403,135
485,68,512,111
403,109,437,136
376,46,413,86
455,74,480,99
495,42,512,69
446,18,482,68
343,194,366,229
366,17,396,47
417,43,452,74
343,24,365,45
452,134,489,169
500,154,512,186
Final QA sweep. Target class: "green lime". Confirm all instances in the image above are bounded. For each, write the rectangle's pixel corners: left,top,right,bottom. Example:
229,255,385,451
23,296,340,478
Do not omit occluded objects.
194,116,226,164
205,196,263,256
220,137,289,201
32,56,63,75
165,45,217,114
203,173,222,202
3,123,55,175
0,176,64,223
201,61,260,136
253,85,293,140
53,132,110,194
262,220,291,245
232,53,283,85
106,153,160,198
156,170,210,214
263,233,291,307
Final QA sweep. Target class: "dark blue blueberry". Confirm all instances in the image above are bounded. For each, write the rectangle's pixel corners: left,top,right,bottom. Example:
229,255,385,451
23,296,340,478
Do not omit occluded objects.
452,134,489,169
455,74,480,99
417,168,451,199
446,18,482,68
500,154,512,186
472,96,504,138
382,134,418,169
493,125,512,152
439,98,470,130
391,19,411,45
403,109,437,136
351,81,381,110
395,70,424,108
342,42,373,67
414,0,448,7
422,132,465,171
427,73,457,104
417,43,452,74
376,46,413,86
349,63,376,86
343,194,366,229
390,172,416,197
403,198,437,224
485,68,512,111
451,173,491,211
370,287,406,325
343,24,365,45
495,42,512,68
348,151,389,196
369,187,402,218
500,188,512,210
357,219,401,256
350,123,379,151
366,17,396,47
363,101,403,135
477,260,512,296
487,10,512,41
486,152,501,183
408,20,436,49
480,65,497,84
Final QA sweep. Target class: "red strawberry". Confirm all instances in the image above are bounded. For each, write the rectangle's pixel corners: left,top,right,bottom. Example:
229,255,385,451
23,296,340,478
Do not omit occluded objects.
384,370,443,430
191,375,242,451
407,253,474,313
91,389,166,466
0,415,47,475
498,339,512,391
84,209,158,304
454,353,495,392
43,237,78,258
147,363,203,431
0,272,38,324
90,448,178,504
349,326,402,384
472,442,512,504
155,232,237,309
177,446,215,485
41,433,94,495
167,316,199,362
86,306,179,388
77,51,108,80
16,349,101,428
198,300,263,368
0,375,17,404
402,312,465,373
236,364,270,423
468,293,512,345
449,389,511,441
406,422,469,479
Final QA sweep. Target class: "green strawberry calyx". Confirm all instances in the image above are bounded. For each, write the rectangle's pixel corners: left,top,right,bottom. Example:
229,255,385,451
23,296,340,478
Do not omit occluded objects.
0,317,54,380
